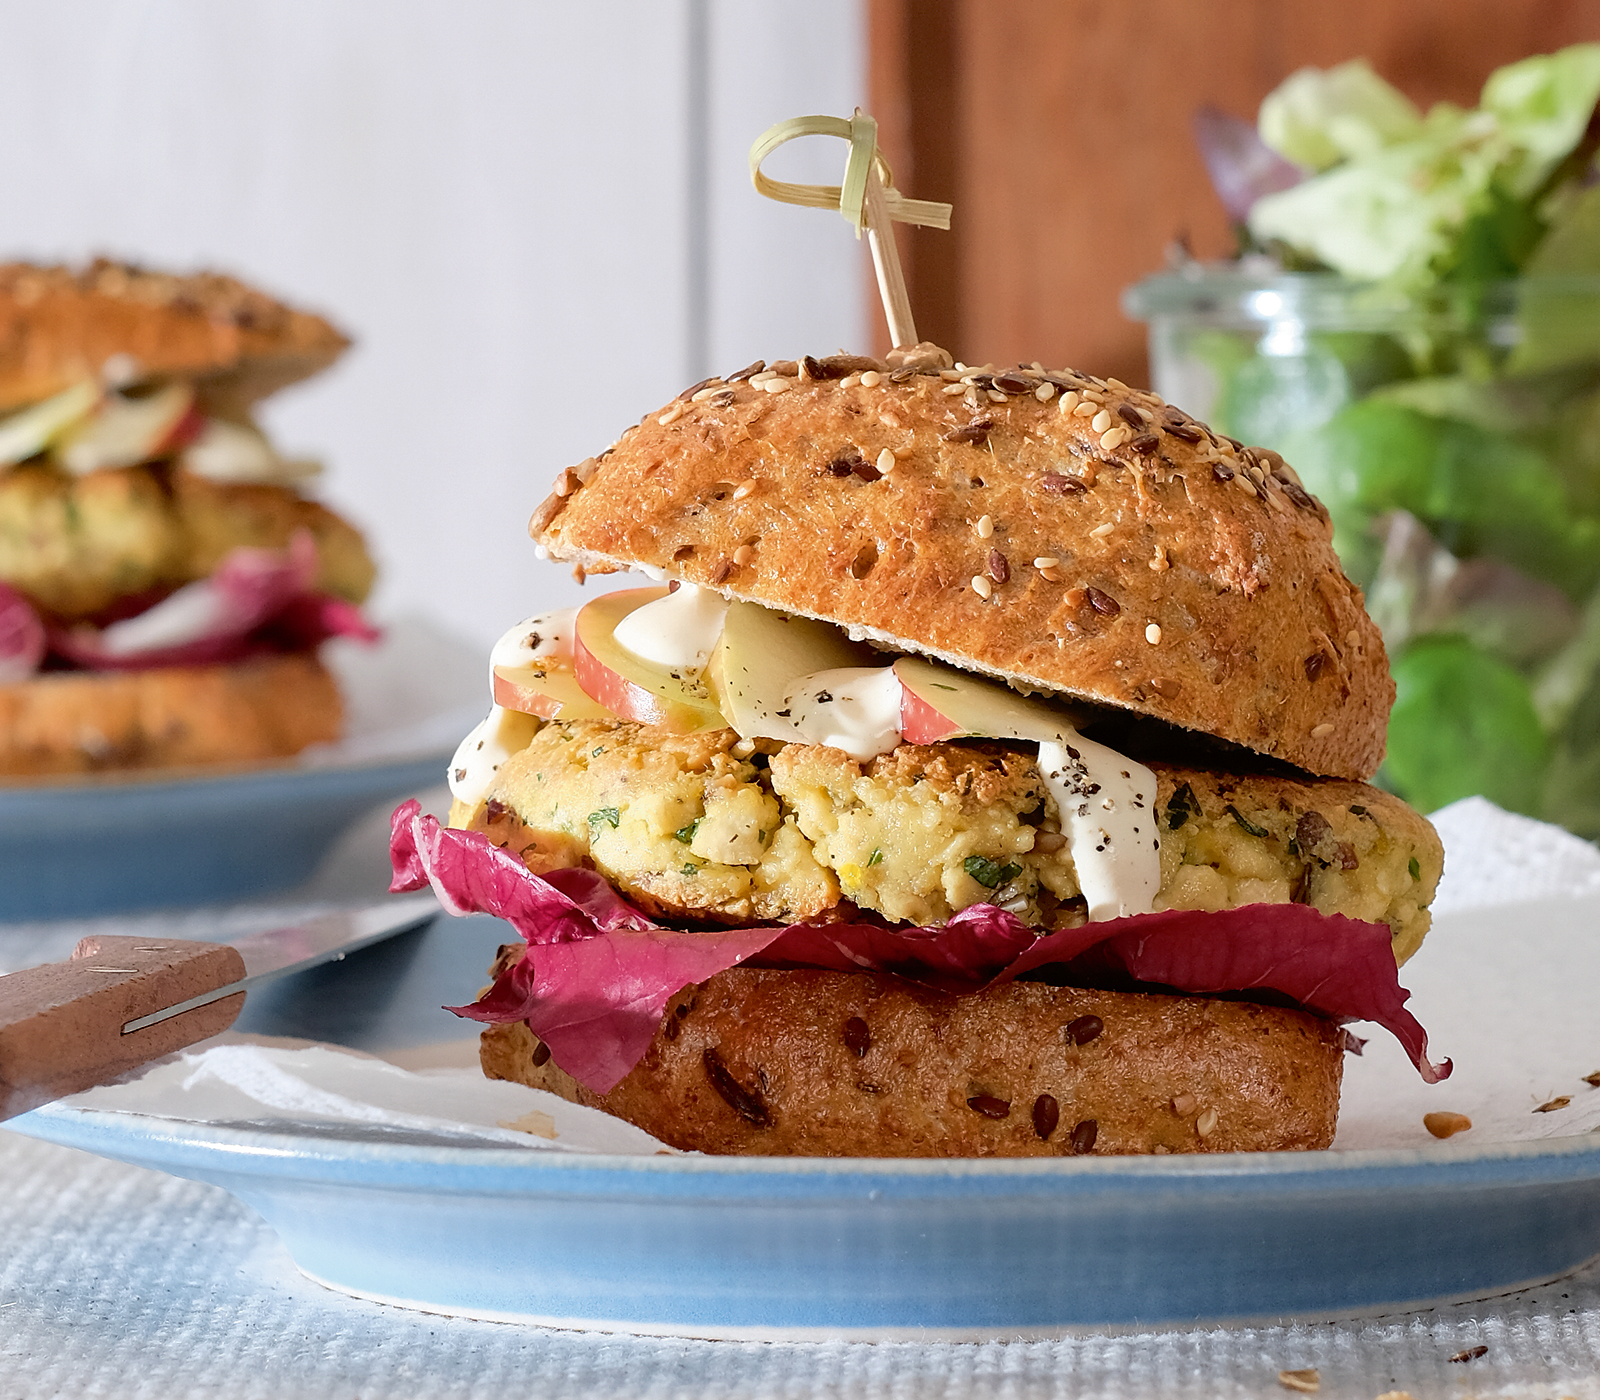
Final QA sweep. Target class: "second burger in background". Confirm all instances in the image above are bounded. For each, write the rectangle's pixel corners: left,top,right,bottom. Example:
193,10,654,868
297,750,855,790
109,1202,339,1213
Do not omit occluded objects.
0,259,377,776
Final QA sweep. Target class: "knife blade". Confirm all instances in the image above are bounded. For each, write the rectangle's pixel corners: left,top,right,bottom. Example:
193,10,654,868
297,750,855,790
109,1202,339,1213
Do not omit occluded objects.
0,891,439,1122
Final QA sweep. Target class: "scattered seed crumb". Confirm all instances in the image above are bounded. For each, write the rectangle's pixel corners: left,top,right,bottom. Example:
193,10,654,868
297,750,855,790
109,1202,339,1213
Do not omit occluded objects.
1447,1345,1487,1363
1311,723,1335,738
498,1110,557,1140
1195,1106,1219,1138
1374,1392,1415,1399
876,448,897,475
1038,566,1064,583
970,575,994,600
1091,409,1113,433
1171,1092,1197,1116
1145,623,1162,645
859,370,882,387
657,403,686,426
1034,556,1060,569
1536,1095,1572,1113
976,514,994,538
1090,522,1115,539
1424,1111,1472,1139
731,479,757,500
763,377,791,394
1583,1070,1600,1087
1278,1368,1319,1393
733,544,756,566
1035,382,1055,401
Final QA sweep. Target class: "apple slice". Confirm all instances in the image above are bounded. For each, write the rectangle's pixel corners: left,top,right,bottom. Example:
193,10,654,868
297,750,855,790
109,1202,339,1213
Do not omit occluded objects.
705,600,874,742
0,380,100,466
892,655,1085,744
573,587,729,732
55,381,197,475
488,607,610,721
493,663,610,721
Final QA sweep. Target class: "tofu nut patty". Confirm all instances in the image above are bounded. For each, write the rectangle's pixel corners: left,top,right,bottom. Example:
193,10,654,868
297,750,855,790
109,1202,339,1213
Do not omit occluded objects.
455,717,1442,961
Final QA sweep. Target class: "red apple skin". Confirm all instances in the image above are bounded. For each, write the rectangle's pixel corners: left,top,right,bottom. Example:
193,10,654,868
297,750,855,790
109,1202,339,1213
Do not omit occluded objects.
896,678,963,744
492,665,607,721
162,404,207,455
572,587,727,732
572,639,673,726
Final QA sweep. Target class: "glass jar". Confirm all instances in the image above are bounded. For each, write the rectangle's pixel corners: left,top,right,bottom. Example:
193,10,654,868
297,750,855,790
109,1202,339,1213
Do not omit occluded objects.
1124,267,1600,839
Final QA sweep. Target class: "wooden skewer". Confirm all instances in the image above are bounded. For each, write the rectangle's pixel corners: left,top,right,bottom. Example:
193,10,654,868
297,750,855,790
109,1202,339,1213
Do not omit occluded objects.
862,159,917,349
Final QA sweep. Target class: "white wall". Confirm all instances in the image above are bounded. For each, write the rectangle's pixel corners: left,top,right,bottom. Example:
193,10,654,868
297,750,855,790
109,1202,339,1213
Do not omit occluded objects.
0,0,865,647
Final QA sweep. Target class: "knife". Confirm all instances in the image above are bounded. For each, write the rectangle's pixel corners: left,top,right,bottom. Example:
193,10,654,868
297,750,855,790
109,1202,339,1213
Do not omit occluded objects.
0,891,440,1122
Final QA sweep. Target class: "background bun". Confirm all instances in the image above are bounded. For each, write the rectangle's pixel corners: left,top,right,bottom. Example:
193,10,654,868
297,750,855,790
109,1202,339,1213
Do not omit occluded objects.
534,357,1392,781
0,258,348,412
0,652,341,776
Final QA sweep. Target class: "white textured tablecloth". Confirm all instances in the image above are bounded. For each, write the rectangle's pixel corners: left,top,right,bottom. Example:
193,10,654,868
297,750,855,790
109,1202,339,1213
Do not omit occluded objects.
3,1128,1599,1399
5,795,1600,1397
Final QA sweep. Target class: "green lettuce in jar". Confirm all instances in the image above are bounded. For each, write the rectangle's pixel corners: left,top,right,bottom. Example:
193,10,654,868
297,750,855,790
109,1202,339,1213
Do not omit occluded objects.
1124,44,1600,834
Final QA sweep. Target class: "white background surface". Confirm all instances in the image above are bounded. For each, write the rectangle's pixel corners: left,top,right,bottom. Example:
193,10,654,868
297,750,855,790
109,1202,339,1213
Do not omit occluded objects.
0,1,866,649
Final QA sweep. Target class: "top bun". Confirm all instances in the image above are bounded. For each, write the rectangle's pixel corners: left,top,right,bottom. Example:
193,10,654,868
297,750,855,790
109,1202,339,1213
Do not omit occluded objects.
0,258,349,412
533,348,1392,781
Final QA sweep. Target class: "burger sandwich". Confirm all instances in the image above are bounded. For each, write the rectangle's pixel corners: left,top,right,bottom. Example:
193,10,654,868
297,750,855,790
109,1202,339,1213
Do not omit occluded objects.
391,342,1449,1157
0,259,377,777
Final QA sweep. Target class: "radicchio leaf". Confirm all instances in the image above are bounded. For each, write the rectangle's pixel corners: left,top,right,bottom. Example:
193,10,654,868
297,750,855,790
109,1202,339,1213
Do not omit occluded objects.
0,582,45,683
391,801,1450,1093
47,530,377,670
390,802,777,1091
1193,104,1306,223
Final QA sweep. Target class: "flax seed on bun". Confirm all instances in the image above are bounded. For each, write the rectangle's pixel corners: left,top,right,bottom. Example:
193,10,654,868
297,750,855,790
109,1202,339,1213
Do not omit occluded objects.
532,352,1390,781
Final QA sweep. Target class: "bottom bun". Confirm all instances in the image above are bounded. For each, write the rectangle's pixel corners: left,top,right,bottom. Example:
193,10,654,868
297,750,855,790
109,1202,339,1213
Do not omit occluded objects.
0,652,342,776
480,961,1344,1156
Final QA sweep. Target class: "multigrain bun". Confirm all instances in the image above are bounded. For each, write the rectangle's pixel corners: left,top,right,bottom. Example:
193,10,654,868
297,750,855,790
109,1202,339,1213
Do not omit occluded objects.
482,961,1345,1156
0,258,348,412
0,652,341,777
533,354,1390,780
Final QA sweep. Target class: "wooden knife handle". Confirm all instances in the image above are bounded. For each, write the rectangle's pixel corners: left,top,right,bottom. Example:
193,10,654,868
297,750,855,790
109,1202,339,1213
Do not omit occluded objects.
0,935,247,1122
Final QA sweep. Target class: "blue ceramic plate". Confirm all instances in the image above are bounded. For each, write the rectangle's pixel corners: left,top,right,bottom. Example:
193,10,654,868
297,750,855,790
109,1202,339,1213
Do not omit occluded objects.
11,900,1599,1337
0,752,446,919
11,1102,1600,1338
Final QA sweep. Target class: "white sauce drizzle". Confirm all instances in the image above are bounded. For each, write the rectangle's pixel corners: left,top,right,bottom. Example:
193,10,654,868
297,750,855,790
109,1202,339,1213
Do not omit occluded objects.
448,705,542,807
489,607,578,679
1036,736,1160,921
611,583,730,674
775,666,903,760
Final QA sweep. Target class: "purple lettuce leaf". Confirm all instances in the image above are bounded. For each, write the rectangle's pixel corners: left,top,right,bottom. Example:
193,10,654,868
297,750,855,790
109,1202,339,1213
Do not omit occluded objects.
391,802,1449,1093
